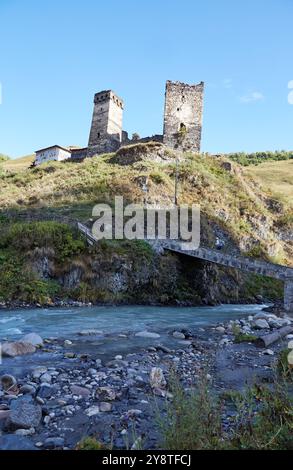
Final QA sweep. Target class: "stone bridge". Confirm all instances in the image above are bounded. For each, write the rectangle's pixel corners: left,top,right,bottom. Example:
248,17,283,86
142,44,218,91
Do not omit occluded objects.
77,223,293,313
162,241,293,314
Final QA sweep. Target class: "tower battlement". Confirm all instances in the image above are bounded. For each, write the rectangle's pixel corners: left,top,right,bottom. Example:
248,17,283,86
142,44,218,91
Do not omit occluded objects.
87,89,124,157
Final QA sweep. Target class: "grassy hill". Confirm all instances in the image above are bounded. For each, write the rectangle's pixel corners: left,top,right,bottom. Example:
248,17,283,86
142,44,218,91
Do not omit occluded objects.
244,159,293,207
0,143,292,266
0,143,291,306
1,154,34,172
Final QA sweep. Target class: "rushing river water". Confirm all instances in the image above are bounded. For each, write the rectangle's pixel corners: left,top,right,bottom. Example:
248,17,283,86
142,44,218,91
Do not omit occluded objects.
0,303,267,341
0,304,267,376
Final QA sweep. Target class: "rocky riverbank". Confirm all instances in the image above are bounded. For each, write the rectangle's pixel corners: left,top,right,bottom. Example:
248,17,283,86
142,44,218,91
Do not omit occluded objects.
0,310,292,450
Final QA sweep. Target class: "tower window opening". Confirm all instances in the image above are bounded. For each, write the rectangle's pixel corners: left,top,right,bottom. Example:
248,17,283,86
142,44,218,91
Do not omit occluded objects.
179,123,187,132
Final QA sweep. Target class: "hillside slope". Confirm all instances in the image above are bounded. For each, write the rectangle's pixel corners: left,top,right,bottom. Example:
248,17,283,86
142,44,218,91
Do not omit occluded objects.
0,143,292,265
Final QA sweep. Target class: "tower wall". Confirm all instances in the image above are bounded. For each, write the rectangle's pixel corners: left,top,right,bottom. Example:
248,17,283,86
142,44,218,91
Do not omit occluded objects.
87,90,124,157
163,80,204,153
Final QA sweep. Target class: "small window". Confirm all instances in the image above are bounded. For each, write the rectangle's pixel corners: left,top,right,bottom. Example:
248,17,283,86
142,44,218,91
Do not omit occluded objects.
179,123,186,132
97,132,100,138
177,108,180,111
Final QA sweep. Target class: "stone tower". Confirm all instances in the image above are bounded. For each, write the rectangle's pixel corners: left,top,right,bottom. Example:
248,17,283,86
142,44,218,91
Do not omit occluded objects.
163,80,204,153
87,90,124,157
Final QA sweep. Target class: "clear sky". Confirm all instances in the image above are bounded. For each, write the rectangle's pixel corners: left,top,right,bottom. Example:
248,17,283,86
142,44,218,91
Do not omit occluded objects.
0,0,292,158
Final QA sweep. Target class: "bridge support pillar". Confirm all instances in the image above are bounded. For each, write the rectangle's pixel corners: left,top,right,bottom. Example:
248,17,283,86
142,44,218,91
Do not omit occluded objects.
284,278,293,315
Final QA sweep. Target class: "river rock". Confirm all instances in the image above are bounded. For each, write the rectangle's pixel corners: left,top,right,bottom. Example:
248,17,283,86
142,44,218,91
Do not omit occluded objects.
1,341,36,358
32,366,48,380
39,373,52,384
19,384,36,395
150,367,166,389
253,319,270,330
70,385,91,398
21,333,43,347
37,383,56,399
135,331,160,339
99,402,112,412
263,349,274,356
44,437,64,449
7,398,42,430
0,434,36,450
215,326,226,334
1,374,17,391
85,405,100,417
172,331,185,339
95,386,117,401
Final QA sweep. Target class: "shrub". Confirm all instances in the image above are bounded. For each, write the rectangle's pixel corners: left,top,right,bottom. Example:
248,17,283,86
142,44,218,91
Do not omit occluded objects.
0,221,85,262
157,374,223,450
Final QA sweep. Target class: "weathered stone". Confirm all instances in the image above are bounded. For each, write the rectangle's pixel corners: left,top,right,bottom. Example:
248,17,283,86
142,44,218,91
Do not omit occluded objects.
7,399,42,430
288,340,293,349
19,384,36,395
95,386,116,401
215,326,226,334
21,333,43,347
253,319,270,330
37,383,56,399
85,405,100,417
150,367,166,389
70,385,91,398
32,366,47,380
163,80,204,153
44,437,64,449
99,402,112,412
39,373,52,384
1,341,36,358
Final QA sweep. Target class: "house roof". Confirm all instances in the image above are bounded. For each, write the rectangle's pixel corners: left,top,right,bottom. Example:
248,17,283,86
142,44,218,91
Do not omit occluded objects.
35,145,71,154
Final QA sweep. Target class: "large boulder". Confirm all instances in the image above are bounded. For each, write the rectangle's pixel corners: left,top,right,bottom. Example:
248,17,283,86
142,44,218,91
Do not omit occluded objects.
1,341,36,358
21,333,43,347
6,398,42,430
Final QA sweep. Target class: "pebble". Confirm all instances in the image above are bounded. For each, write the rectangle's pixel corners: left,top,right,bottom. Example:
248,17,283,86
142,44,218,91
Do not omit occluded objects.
263,349,274,356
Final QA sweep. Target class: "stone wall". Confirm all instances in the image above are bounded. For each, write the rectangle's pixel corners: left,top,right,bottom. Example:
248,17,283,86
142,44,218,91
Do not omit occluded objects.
163,80,204,153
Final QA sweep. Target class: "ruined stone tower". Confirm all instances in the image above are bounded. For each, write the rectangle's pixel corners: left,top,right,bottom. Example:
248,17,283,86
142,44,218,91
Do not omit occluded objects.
163,80,204,153
87,90,124,157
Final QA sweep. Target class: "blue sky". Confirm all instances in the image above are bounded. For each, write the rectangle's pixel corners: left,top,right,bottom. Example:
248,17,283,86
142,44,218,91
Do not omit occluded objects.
0,0,292,158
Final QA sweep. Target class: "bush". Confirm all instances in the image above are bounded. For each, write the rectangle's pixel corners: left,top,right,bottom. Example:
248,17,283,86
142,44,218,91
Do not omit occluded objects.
227,151,293,166
157,374,223,450
0,221,85,262
158,374,293,450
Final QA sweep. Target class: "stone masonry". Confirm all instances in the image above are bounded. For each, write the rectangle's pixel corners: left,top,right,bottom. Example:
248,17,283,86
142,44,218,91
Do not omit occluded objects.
163,80,204,153
87,90,124,157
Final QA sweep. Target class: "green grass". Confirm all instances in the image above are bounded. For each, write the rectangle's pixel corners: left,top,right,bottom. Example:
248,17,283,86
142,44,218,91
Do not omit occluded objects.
158,374,293,450
227,150,293,166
